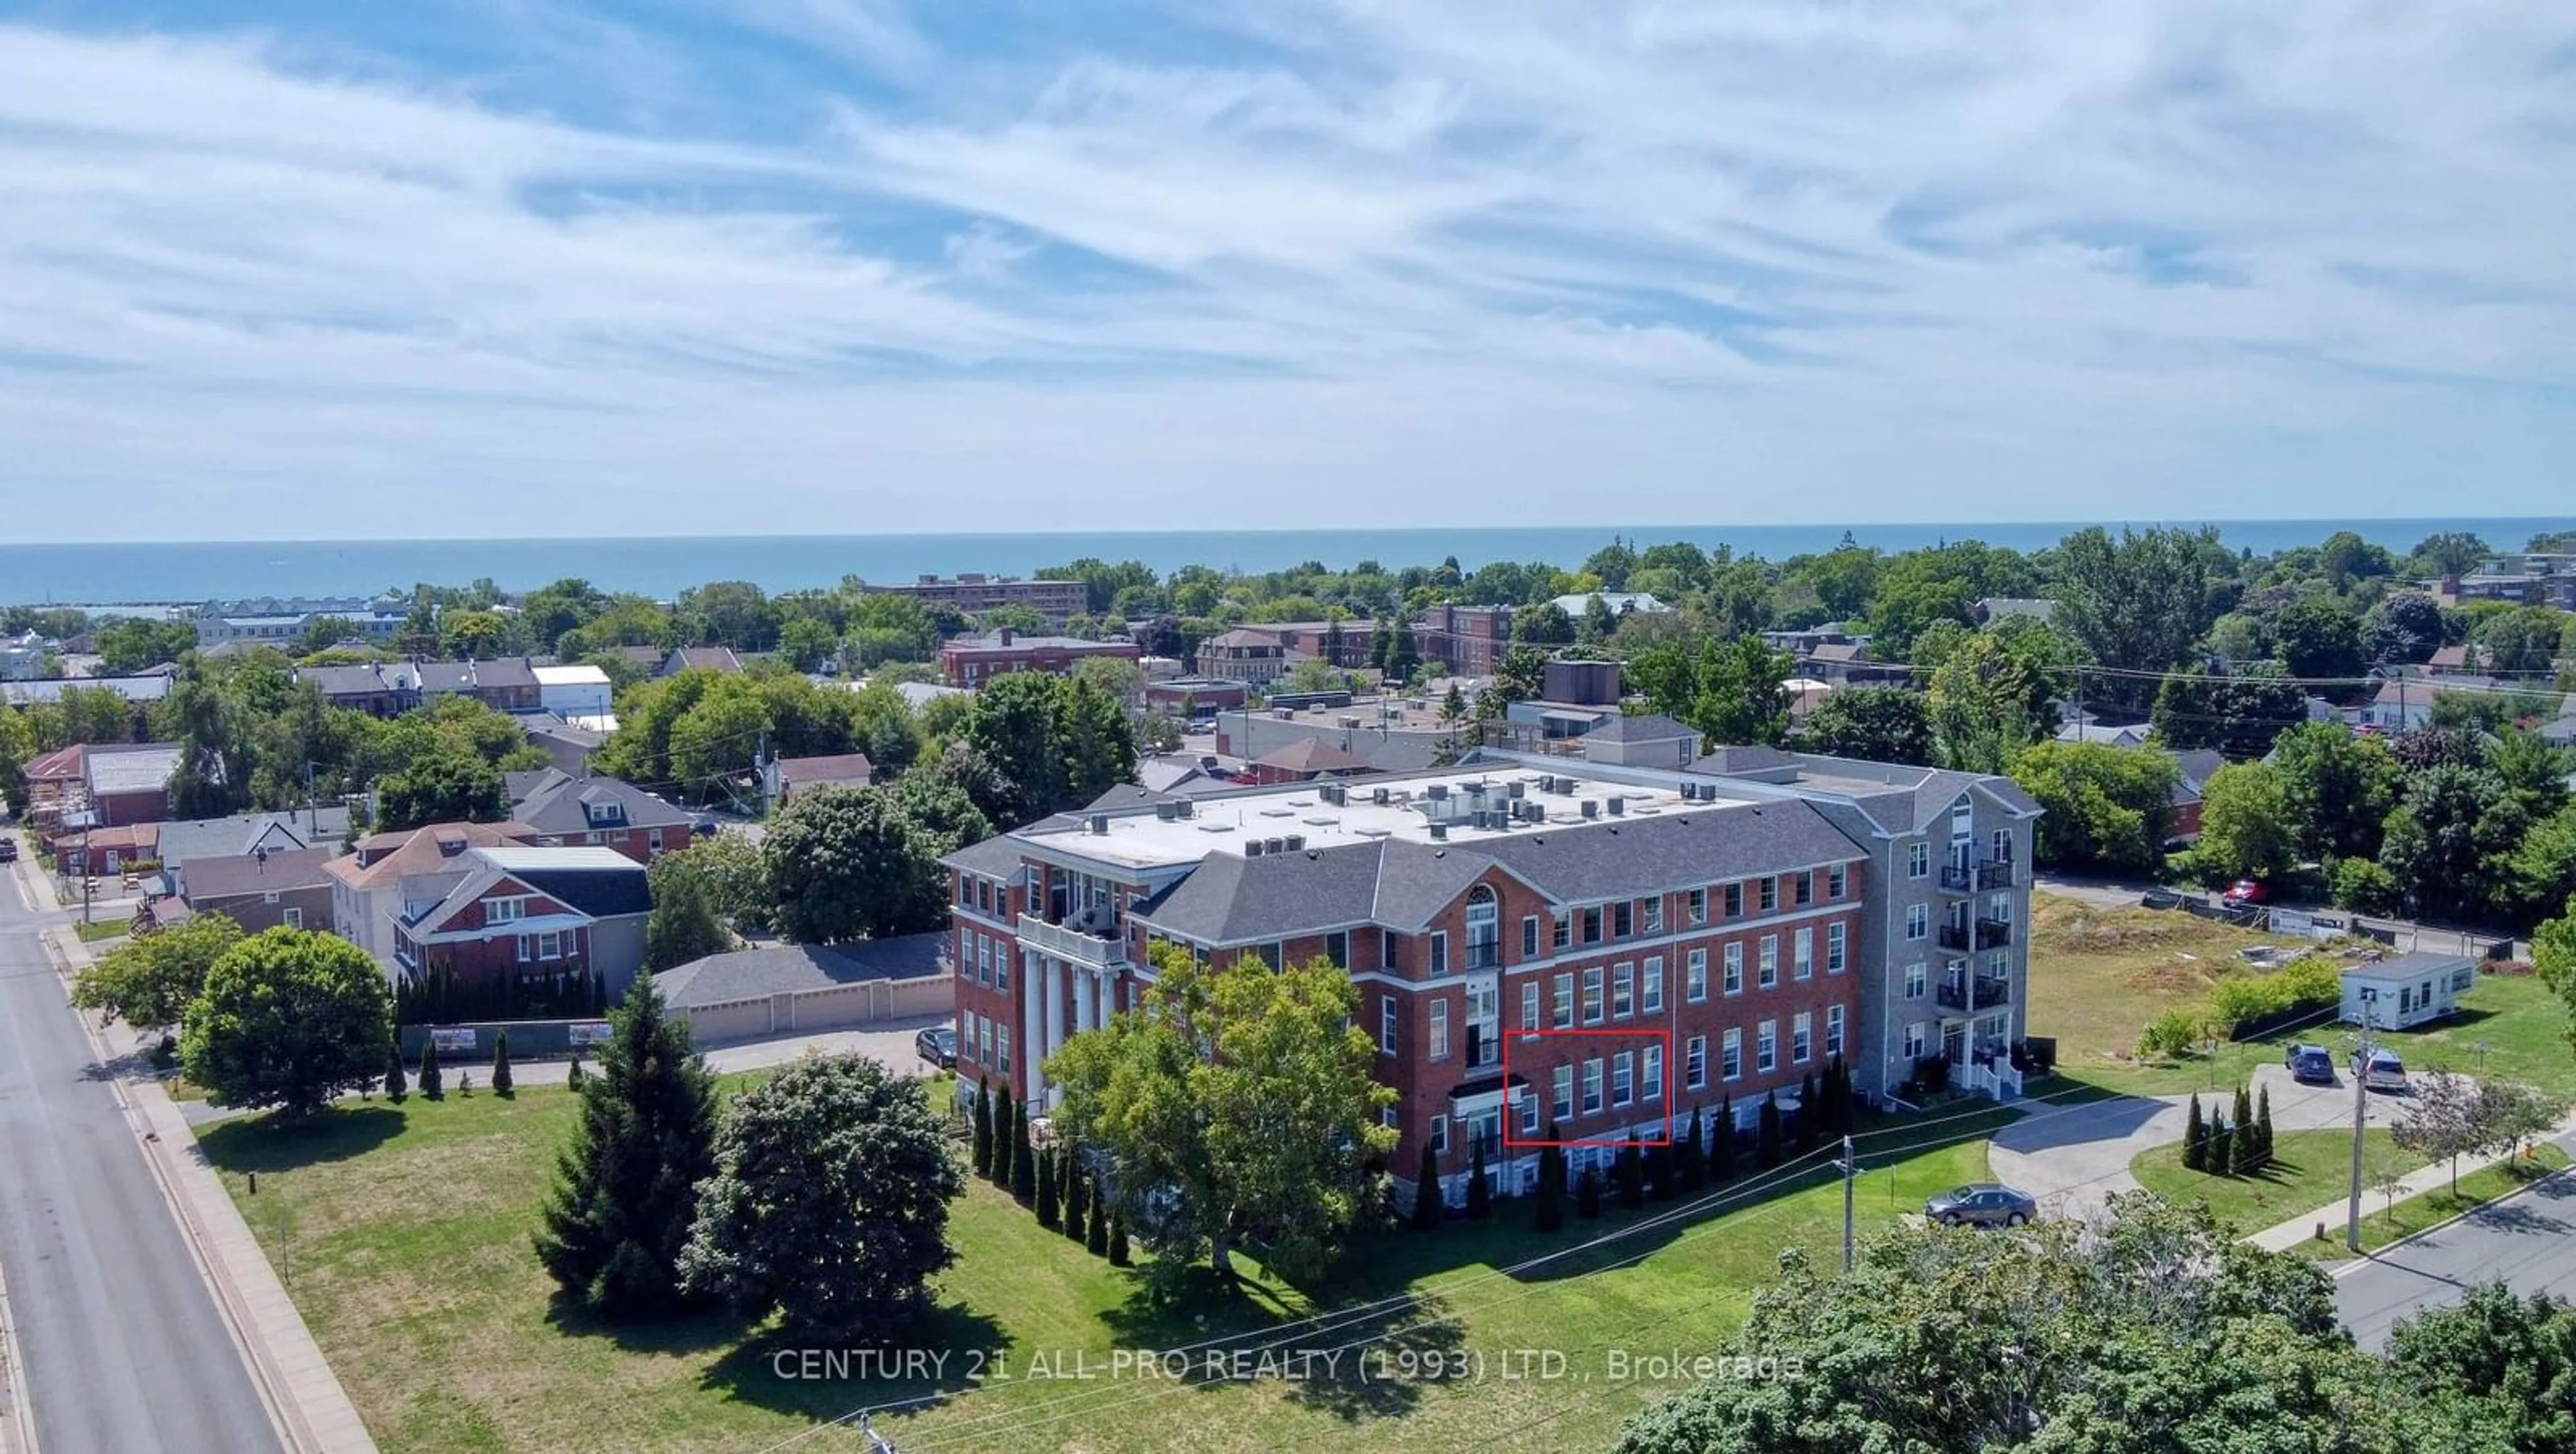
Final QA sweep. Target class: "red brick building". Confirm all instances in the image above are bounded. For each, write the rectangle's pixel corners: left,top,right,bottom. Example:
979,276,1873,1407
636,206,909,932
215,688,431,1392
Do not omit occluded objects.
938,629,1142,688
944,766,1873,1208
1411,604,1515,677
390,845,653,999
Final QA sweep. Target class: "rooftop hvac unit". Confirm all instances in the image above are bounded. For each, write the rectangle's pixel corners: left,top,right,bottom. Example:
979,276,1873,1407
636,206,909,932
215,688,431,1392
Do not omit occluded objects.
1320,783,1346,806
1507,780,1526,798
1265,837,1287,855
1339,716,1360,729
1426,782,1449,800
1539,774,1558,793
1246,839,1267,857
1607,796,1625,817
1155,801,1179,821
1373,787,1392,805
1558,778,1580,795
1283,834,1305,851
1088,813,1111,835
1428,823,1448,841
1525,801,1548,823
1580,800,1599,819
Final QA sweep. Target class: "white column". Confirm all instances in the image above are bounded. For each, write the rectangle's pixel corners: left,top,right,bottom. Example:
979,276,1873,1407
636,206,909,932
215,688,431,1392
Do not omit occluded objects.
1098,970,1115,1025
1021,949,1042,1098
1044,959,1067,1108
1074,968,1095,1034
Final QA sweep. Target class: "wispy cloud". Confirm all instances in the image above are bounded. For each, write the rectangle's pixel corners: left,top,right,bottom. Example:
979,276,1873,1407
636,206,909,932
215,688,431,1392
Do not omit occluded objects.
0,3,2571,540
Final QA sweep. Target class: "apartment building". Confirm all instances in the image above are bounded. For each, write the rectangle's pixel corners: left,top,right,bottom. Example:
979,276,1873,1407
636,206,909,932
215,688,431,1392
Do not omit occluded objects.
938,629,1142,688
1410,604,1513,677
865,573,1091,627
944,762,1898,1208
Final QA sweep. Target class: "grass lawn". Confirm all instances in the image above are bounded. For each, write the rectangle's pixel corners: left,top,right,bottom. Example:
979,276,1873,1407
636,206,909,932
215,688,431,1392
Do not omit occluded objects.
74,917,128,943
2027,894,2576,1101
203,1084,1996,1454
2293,1147,2575,1260
2131,1128,2423,1234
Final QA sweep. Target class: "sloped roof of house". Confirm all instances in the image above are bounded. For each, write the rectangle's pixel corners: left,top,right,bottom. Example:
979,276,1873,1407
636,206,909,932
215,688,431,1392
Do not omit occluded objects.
1253,739,1372,775
299,663,405,696
87,743,183,795
158,807,352,868
333,819,541,884
654,934,949,1010
182,846,341,904
508,768,693,833
666,647,743,674
415,657,539,692
2057,722,2151,746
410,845,650,933
23,745,86,780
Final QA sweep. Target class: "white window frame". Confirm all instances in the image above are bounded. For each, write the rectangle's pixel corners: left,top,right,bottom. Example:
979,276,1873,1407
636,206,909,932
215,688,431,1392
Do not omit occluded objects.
1582,968,1605,1025
1827,922,1847,974
1521,980,1540,1031
1904,1021,1925,1060
1381,997,1398,1057
1612,962,1634,1019
1905,961,1927,1000
1909,841,1929,878
1643,898,1664,935
1643,957,1664,1015
1828,863,1846,898
1430,1000,1451,1061
1582,1058,1605,1115
1722,1027,1743,1082
1642,1044,1664,1103
1907,903,1929,941
1612,1051,1635,1108
1687,887,1707,925
1553,972,1574,1028
1429,931,1449,976
1756,1019,1778,1074
282,906,303,929
1686,949,1708,1004
1684,1035,1707,1090
1826,1004,1845,1059
1758,935,1779,989
1792,1010,1812,1065
1725,941,1744,995
1553,1064,1575,1122
1793,927,1814,982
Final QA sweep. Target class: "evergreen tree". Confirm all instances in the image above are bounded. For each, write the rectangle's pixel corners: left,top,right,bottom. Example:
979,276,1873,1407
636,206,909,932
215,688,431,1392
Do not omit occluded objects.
1085,1177,1110,1256
491,1030,514,1098
1576,1165,1603,1220
419,1039,443,1101
991,1084,1017,1189
1061,1151,1088,1241
1758,1091,1783,1168
1646,1144,1675,1200
2211,1112,2236,1178
1713,1096,1737,1183
532,978,720,1318
1466,1137,1493,1220
2232,1084,2255,1159
1679,1106,1708,1191
1616,1145,1646,1210
2184,1094,2206,1172
1011,1108,1036,1202
1107,1212,1131,1267
1411,1143,1445,1231
971,1078,994,1181
1036,1144,1061,1228
383,1042,407,1103
1535,1135,1566,1233
2256,1085,2276,1166
566,1055,584,1090
1830,1058,1855,1133
1798,1072,1821,1152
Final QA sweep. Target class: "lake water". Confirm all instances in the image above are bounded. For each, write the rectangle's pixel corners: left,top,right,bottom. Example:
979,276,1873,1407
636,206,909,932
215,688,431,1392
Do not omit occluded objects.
2,518,2568,607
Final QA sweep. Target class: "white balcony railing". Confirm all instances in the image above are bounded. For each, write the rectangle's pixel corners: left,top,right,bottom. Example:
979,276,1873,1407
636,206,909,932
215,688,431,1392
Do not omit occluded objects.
1016,914,1131,968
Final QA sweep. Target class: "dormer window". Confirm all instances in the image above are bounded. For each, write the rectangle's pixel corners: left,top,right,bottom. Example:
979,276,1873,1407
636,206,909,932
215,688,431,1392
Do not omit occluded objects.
487,896,531,924
584,801,626,827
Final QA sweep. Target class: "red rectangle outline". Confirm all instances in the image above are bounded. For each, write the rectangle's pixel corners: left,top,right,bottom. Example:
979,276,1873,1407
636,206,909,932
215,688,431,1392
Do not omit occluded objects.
1499,1025,1673,1148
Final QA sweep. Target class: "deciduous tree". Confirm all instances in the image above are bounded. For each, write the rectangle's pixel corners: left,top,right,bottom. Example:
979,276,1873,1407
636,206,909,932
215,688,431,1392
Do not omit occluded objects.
71,912,245,1035
178,929,394,1116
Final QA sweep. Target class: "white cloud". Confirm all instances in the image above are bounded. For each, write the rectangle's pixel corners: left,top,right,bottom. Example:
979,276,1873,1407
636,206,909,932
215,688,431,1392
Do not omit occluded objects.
0,4,2571,541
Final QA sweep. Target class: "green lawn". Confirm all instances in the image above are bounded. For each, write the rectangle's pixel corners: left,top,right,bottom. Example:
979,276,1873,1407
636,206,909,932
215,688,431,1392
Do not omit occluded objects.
2027,894,2576,1102
74,917,129,943
2300,1147,2574,1259
2131,1128,2424,1234
203,1084,1995,1454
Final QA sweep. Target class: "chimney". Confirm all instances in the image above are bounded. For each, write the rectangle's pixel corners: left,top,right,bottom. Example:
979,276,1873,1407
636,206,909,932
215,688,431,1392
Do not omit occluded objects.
998,627,1016,648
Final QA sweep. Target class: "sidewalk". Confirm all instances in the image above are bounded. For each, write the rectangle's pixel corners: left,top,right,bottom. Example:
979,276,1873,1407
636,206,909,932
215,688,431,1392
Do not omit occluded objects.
2244,1108,2576,1253
46,924,378,1454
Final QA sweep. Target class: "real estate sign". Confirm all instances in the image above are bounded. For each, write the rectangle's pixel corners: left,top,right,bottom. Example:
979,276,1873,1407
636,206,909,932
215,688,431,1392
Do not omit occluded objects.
430,1027,479,1054
569,1021,614,1048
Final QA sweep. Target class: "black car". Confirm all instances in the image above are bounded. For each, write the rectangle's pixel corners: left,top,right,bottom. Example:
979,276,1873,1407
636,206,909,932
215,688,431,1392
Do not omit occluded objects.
2284,1043,2335,1084
0,837,17,863
916,1026,958,1070
1924,1183,2038,1229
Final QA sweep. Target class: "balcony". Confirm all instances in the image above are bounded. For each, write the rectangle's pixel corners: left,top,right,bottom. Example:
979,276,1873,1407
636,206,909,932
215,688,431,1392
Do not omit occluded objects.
1016,913,1131,969
1936,978,2013,1013
1938,864,1974,893
1940,855,2018,893
1978,859,2017,891
1938,923,1972,952
1465,941,1502,972
1977,917,2013,949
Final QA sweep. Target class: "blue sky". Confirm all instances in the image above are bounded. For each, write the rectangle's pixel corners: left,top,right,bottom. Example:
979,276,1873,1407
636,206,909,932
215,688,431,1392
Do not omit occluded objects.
1,1,2571,539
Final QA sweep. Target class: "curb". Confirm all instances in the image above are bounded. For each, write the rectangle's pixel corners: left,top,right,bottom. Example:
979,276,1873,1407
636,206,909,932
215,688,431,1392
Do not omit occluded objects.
43,928,377,1454
2325,1157,2576,1279
0,1227,36,1454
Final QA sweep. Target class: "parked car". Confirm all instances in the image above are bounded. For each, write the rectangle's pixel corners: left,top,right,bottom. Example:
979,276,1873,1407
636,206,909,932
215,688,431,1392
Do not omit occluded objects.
916,1025,958,1070
2285,1044,2336,1084
2354,1047,2408,1092
0,837,17,863
2222,879,2271,905
691,815,720,839
1924,1183,2038,1229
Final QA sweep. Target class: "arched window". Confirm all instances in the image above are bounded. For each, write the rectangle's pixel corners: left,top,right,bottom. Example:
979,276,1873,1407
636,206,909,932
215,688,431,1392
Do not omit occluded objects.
1464,884,1500,969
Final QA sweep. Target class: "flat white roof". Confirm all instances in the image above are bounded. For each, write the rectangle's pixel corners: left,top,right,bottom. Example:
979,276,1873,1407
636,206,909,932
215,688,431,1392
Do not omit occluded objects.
532,664,612,686
1022,766,1738,870
474,845,639,872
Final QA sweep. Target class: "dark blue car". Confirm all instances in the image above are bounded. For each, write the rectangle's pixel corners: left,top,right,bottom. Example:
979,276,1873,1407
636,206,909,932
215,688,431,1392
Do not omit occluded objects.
2285,1043,2335,1084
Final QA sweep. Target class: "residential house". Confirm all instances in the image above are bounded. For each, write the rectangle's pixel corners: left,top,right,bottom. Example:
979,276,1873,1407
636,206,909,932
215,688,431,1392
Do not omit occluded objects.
54,822,158,878
2162,749,2225,843
2339,953,2475,1031
20,745,89,828
415,657,541,712
761,752,876,808
659,646,745,677
1578,713,1705,769
0,671,173,711
0,631,50,680
179,847,339,933
942,746,2039,1210
1411,604,1515,677
1971,598,2058,625
156,807,353,895
606,645,667,672
505,768,694,862
1243,738,1373,786
862,572,1090,627
1142,676,1250,717
388,845,653,1000
2424,643,2474,676
938,629,1142,688
298,662,420,717
2057,722,2153,748
1191,629,1299,686
517,713,606,777
76,743,184,827
327,821,543,966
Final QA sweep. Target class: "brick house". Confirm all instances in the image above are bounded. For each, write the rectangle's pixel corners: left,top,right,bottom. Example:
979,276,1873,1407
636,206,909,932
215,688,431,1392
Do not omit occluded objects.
937,629,1142,688
327,820,544,967
1411,605,1514,677
390,845,652,999
415,657,541,712
504,768,696,863
864,572,1090,627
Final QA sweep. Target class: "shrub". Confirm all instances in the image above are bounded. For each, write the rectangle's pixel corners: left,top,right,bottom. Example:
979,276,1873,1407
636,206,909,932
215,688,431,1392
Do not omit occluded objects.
2332,858,2403,915
2139,1010,2202,1061
1411,1143,1444,1231
1576,1165,1603,1220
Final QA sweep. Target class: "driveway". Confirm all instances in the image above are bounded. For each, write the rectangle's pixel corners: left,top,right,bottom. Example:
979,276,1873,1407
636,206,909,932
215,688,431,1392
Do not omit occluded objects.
1990,1062,2406,1218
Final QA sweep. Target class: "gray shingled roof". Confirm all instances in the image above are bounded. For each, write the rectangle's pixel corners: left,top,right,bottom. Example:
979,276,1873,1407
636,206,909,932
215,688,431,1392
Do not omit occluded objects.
508,768,694,833
654,935,949,1010
416,657,539,692
1134,841,1392,943
182,847,341,902
941,832,1035,879
158,808,351,869
2342,951,2473,984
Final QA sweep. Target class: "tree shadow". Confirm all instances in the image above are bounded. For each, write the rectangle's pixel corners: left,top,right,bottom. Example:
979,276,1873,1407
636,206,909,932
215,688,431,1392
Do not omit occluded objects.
694,1302,1014,1422
76,1045,164,1083
541,1291,754,1359
196,1105,407,1173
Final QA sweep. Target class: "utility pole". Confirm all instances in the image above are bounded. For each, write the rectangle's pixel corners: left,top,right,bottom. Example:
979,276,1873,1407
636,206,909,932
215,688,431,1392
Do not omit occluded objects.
1841,1135,1858,1272
2346,1006,2374,1251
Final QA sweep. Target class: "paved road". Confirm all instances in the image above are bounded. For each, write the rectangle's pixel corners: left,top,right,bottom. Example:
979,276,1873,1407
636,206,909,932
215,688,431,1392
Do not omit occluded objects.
0,878,282,1451
1990,1062,2402,1219
2335,1138,2576,1351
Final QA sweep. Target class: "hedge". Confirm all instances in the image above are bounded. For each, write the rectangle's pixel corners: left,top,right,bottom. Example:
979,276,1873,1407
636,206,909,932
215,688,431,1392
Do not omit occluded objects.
2205,957,2342,1040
